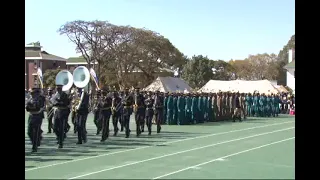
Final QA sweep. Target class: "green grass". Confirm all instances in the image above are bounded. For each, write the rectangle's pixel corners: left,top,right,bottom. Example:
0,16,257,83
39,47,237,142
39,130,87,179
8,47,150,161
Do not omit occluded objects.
25,113,295,179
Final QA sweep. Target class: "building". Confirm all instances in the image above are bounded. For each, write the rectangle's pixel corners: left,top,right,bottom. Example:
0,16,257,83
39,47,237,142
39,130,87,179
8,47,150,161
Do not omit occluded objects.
25,42,67,89
284,49,295,91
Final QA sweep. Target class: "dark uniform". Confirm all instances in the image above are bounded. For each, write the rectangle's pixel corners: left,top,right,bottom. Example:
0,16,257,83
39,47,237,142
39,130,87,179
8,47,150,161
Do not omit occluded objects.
134,88,146,136
144,92,154,135
26,88,45,152
98,89,112,141
233,93,242,122
46,88,54,133
75,89,90,144
70,87,78,134
111,91,122,136
93,90,102,135
153,91,164,133
163,93,169,124
51,85,71,148
121,88,134,138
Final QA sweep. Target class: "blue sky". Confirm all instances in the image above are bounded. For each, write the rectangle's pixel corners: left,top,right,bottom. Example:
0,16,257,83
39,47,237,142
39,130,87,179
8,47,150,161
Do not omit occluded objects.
25,0,295,60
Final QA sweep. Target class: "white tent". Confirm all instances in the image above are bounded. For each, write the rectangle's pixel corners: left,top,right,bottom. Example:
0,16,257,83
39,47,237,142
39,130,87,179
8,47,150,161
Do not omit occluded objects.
198,80,235,93
143,77,192,93
199,80,280,94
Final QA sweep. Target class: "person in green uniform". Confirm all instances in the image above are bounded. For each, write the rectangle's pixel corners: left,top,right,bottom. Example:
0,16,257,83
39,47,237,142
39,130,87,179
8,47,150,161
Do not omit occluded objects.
245,93,253,117
259,94,265,117
197,93,204,123
163,92,169,124
185,92,192,124
253,93,260,117
202,93,208,122
166,93,174,125
172,93,178,125
266,94,272,117
191,93,198,124
207,93,213,122
177,92,186,125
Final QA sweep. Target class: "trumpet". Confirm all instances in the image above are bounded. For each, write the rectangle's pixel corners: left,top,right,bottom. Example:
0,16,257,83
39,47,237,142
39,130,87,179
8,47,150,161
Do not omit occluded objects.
111,97,116,115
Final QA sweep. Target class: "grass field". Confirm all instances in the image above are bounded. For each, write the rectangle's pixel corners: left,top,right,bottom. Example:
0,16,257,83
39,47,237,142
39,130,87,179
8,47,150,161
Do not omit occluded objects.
25,113,295,179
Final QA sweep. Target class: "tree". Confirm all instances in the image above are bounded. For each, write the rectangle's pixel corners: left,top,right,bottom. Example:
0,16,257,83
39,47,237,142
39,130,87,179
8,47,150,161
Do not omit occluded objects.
229,53,279,80
58,20,115,90
181,55,214,88
277,35,295,85
210,60,235,80
59,20,185,89
229,59,252,80
43,69,61,88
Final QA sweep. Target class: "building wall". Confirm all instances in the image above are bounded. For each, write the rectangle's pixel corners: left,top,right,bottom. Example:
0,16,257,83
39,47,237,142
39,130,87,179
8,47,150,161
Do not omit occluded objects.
26,60,37,89
286,49,295,91
41,60,66,71
286,68,295,91
25,59,67,89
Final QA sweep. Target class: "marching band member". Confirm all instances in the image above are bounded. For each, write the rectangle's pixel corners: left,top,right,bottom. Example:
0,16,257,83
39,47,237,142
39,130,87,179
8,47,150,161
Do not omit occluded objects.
144,92,154,135
99,88,112,142
133,87,145,136
46,88,55,133
26,88,45,152
92,89,102,135
75,87,90,144
153,90,164,133
111,90,122,136
51,84,70,148
121,88,134,138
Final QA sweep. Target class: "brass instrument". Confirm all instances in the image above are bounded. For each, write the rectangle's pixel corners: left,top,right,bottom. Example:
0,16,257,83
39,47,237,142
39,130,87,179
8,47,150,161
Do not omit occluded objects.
45,95,55,117
133,94,138,113
72,94,81,112
111,97,116,115
55,66,90,112
45,96,51,108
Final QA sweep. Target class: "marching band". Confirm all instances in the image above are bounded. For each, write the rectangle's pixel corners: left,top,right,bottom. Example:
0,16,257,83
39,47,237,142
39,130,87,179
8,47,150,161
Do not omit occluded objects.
25,66,295,153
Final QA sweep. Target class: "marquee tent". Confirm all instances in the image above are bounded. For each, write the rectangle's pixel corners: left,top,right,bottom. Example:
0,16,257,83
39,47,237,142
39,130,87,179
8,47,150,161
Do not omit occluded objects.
199,80,280,94
143,77,192,93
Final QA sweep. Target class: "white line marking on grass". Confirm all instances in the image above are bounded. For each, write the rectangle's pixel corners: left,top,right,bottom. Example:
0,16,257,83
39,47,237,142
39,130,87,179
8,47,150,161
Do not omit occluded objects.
152,137,295,179
67,127,294,179
25,121,293,172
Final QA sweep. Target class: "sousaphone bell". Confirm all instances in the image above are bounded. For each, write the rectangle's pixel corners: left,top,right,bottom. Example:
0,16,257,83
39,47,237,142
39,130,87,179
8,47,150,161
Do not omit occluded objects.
55,70,74,92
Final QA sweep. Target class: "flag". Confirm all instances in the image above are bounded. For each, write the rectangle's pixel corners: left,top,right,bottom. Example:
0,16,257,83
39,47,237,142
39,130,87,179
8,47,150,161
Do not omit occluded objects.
89,68,100,90
37,68,44,88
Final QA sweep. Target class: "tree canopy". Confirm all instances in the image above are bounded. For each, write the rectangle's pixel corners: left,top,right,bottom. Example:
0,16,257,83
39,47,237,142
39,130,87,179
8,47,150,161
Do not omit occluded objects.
58,20,185,89
43,69,61,88
57,20,294,89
